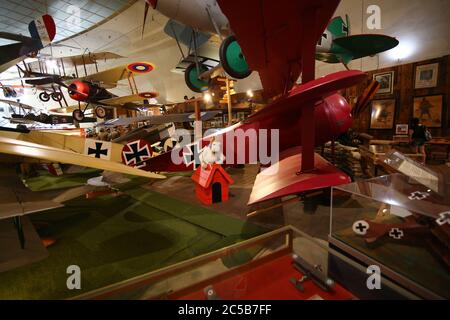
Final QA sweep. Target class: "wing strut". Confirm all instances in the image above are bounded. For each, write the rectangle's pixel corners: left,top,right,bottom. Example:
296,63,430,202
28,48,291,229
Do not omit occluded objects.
299,7,318,173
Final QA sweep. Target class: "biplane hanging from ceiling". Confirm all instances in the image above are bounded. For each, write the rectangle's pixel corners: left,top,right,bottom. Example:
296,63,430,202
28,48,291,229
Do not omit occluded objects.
0,14,56,74
143,0,398,92
0,99,96,126
1,51,124,104
7,52,159,121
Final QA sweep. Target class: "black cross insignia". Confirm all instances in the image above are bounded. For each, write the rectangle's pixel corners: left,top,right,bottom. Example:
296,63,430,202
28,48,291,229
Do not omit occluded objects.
355,222,367,233
408,191,429,201
389,228,404,240
124,142,150,164
183,143,201,168
88,142,108,158
436,212,450,226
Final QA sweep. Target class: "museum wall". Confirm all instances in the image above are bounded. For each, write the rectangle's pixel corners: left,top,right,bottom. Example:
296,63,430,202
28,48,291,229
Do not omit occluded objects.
346,55,450,139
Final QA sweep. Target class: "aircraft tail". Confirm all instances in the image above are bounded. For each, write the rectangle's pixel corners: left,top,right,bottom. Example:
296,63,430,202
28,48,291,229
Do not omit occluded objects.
28,14,56,49
327,15,349,40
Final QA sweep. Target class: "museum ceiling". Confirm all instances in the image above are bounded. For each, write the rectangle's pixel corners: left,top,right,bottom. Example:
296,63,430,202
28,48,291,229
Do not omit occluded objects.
0,0,449,106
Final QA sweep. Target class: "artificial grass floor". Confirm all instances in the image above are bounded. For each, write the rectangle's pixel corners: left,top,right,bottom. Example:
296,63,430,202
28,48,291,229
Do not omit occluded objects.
22,168,102,192
0,185,266,299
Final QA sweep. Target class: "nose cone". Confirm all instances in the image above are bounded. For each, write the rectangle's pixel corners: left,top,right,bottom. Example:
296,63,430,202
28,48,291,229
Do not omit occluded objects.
326,94,353,135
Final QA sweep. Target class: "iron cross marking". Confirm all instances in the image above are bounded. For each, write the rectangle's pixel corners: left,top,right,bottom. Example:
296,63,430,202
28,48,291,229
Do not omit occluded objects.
124,141,150,164
436,212,450,226
355,222,368,233
183,143,201,169
88,142,108,158
389,228,404,240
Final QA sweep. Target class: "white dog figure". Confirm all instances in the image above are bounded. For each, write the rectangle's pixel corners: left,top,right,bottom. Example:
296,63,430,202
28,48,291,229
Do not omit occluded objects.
199,139,225,169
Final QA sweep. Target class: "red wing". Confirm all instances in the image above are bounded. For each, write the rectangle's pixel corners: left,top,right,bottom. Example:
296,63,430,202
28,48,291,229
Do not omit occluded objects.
217,0,340,98
248,148,351,205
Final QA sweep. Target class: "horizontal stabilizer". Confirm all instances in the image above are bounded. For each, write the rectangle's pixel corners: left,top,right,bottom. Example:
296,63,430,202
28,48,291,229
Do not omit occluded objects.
333,34,399,60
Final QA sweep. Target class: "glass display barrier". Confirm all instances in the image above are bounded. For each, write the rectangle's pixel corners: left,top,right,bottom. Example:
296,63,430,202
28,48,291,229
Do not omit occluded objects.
330,168,450,299
71,226,366,300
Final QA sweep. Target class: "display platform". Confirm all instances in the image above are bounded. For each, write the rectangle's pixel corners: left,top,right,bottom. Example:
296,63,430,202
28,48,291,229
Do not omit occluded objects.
71,227,355,300
329,154,450,299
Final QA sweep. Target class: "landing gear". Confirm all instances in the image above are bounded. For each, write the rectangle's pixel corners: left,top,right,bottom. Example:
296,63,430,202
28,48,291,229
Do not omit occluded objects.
185,63,211,93
72,109,85,122
94,106,106,118
51,92,63,102
219,35,251,79
39,92,50,102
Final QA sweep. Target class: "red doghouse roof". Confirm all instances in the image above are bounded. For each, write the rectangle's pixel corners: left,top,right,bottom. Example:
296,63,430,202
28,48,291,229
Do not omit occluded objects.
191,164,234,188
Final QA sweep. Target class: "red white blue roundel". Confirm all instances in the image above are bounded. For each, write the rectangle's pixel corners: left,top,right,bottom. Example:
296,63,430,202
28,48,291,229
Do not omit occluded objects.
127,62,155,74
122,139,152,168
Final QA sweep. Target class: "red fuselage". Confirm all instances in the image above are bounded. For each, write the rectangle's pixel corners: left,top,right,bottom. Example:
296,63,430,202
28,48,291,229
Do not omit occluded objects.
141,71,363,173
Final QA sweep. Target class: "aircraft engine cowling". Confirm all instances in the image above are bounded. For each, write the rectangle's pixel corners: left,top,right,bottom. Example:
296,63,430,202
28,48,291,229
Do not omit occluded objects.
314,94,353,145
68,81,90,101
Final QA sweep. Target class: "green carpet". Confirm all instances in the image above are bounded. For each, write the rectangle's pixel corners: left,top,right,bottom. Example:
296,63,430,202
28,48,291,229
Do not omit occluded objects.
22,168,102,192
0,186,266,299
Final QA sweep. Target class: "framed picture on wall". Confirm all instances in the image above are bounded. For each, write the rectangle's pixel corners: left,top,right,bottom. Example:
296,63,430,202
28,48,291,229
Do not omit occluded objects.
413,95,443,128
396,124,409,135
414,63,439,89
370,99,396,129
373,71,394,95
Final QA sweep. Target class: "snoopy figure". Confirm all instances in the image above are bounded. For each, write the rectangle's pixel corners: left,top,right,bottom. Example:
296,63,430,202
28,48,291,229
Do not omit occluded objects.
199,139,225,169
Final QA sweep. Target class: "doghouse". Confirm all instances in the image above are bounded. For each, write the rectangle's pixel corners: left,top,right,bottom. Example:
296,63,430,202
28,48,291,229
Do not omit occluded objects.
191,164,234,205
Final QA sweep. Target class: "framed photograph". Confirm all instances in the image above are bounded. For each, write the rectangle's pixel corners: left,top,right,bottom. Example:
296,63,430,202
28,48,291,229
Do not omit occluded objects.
413,95,443,128
396,124,409,135
415,63,439,89
370,99,396,129
373,71,394,95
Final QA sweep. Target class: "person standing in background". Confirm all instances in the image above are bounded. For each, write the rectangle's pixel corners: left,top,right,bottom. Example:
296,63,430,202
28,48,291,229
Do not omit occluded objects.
409,118,427,164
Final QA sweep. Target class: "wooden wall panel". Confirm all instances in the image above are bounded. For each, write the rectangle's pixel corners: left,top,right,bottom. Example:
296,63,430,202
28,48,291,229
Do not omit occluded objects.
347,55,449,139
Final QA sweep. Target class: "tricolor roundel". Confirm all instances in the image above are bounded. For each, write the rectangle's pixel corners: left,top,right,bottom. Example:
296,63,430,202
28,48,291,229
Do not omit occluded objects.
127,62,155,74
28,14,56,48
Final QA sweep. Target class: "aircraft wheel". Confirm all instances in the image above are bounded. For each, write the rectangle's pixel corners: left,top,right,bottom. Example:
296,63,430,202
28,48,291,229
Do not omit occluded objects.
72,109,85,122
51,92,63,102
39,92,50,102
94,106,107,118
219,35,251,79
184,63,210,93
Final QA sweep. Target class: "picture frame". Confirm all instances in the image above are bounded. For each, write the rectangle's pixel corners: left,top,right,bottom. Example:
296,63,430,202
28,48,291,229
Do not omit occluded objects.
413,95,443,128
373,71,394,95
395,124,409,135
370,99,396,129
414,63,439,89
